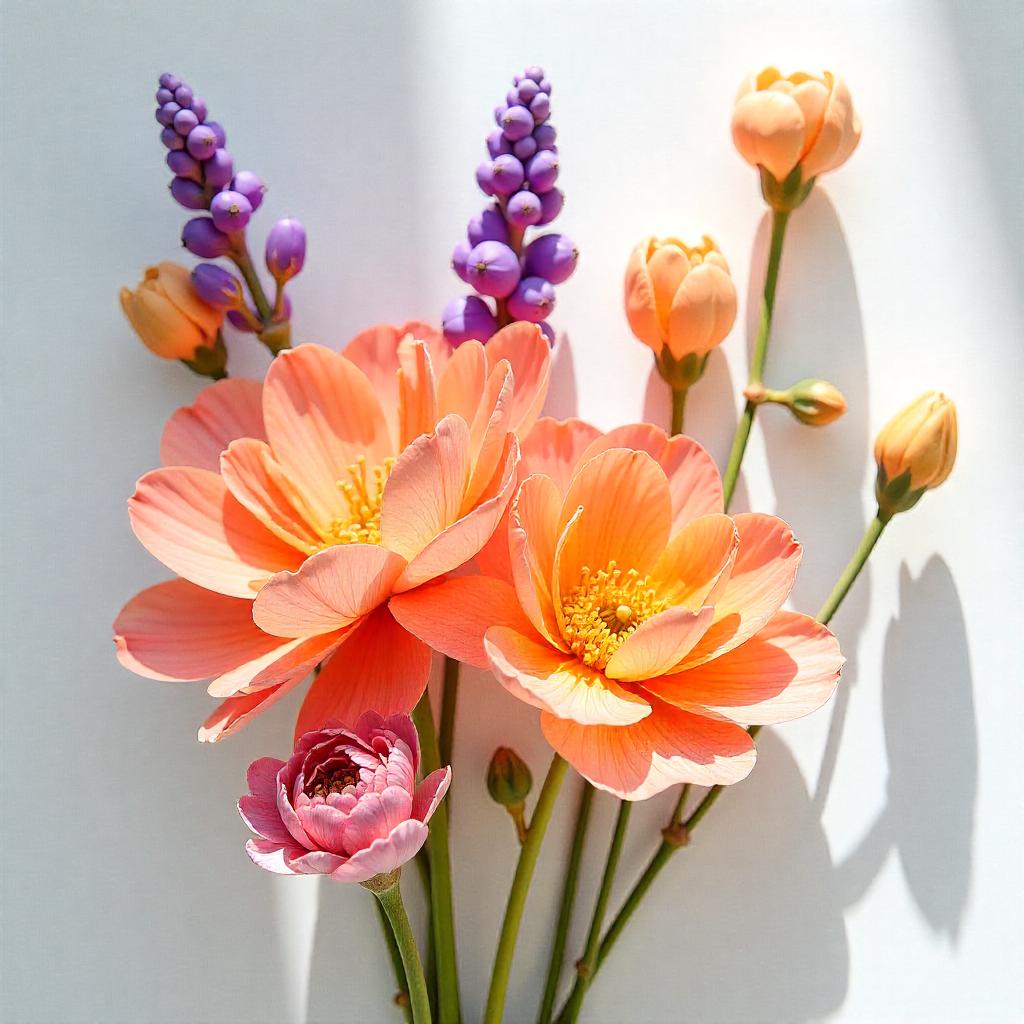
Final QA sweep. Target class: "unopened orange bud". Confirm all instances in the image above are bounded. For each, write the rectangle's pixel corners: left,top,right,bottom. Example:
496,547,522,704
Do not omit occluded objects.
785,378,847,426
874,391,958,517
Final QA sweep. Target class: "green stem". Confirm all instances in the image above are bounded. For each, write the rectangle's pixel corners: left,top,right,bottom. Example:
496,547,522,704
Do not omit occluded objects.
412,696,461,1024
670,386,687,436
438,657,460,769
375,894,413,1022
374,881,433,1024
484,754,568,1024
721,208,791,510
230,237,292,354
554,510,887,1017
537,781,594,1024
557,801,633,1023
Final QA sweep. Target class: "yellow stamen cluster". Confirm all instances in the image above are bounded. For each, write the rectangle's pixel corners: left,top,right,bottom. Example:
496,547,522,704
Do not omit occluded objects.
323,455,395,547
560,561,667,670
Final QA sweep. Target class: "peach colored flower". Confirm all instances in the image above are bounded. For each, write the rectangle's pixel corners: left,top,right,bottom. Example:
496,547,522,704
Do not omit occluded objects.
732,68,861,187
240,713,450,882
120,261,224,360
114,321,551,742
392,418,843,799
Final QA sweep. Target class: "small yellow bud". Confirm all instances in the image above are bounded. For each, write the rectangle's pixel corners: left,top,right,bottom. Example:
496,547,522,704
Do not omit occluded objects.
874,391,958,517
785,378,848,426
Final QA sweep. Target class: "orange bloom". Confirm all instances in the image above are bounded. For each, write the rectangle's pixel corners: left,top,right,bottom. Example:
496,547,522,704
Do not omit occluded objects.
120,261,223,360
732,68,861,185
392,418,843,799
114,322,550,741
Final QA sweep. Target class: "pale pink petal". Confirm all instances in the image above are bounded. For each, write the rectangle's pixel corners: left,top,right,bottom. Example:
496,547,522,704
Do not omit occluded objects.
603,605,716,682
644,610,843,725
340,787,414,855
262,344,393,532
293,608,432,741
389,575,537,669
541,696,756,799
679,513,802,669
485,626,651,726
161,378,266,471
253,545,407,638
329,819,429,884
520,417,602,495
245,838,304,875
297,802,351,854
238,794,294,845
412,767,451,824
285,849,348,875
198,675,306,742
484,322,552,435
130,467,302,598
247,757,286,799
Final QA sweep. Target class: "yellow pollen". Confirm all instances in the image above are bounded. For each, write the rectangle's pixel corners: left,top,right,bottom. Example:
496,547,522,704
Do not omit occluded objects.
320,455,395,547
559,561,668,670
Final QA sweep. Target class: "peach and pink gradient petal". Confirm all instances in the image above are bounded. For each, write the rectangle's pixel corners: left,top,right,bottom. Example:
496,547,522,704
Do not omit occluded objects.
667,262,738,361
206,630,342,698
540,696,757,799
437,340,488,425
397,339,439,449
262,345,393,532
129,467,302,598
293,607,432,741
484,322,552,435
731,89,806,181
252,545,407,638
679,513,802,669
463,361,515,510
484,626,652,726
603,605,716,682
651,513,739,610
644,610,843,725
160,378,266,472
328,819,430,884
389,575,536,669
801,76,860,179
199,674,307,742
520,418,602,495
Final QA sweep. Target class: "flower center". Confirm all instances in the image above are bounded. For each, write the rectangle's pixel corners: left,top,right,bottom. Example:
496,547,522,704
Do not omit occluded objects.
306,755,361,799
559,560,668,670
323,455,395,547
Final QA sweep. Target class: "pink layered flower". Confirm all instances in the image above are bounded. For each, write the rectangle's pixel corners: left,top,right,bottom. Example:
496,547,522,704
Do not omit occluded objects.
114,321,551,741
240,713,450,882
392,418,844,800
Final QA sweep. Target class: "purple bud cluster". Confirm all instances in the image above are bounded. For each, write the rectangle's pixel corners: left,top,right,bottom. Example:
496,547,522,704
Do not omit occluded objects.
444,66,578,347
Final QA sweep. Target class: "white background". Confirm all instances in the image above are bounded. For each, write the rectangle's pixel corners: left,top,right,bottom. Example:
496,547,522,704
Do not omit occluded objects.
2,1,1022,1021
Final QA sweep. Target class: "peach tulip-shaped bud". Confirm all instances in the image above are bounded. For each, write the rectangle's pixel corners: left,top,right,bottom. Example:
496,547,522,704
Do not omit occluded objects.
874,391,957,517
624,235,738,390
120,261,224,361
732,68,861,210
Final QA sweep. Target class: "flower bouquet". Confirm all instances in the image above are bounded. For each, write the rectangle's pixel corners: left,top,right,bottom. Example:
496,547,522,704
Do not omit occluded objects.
115,65,957,1023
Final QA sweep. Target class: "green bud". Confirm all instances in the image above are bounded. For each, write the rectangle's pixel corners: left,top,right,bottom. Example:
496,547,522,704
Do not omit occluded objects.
759,165,815,213
487,747,533,808
654,349,708,392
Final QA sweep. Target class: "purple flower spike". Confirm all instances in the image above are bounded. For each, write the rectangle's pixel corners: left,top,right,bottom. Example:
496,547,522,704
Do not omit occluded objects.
442,296,498,347
211,190,253,233
500,106,534,142
526,150,559,192
530,93,551,124
523,233,578,284
231,171,265,211
191,263,245,309
467,207,509,246
493,105,507,127
524,65,545,83
205,121,226,147
490,154,525,196
173,108,199,137
167,150,202,183
517,79,540,104
506,190,542,228
182,217,231,258
159,73,181,91
156,87,174,105
537,321,556,345
534,124,557,150
161,126,184,151
156,102,180,127
465,241,520,298
487,129,512,158
513,136,538,161
475,161,496,196
186,124,218,160
537,187,564,225
169,177,207,210
507,276,556,322
265,218,307,282
174,84,194,108
227,308,257,333
451,239,473,283
539,78,552,95
204,148,234,189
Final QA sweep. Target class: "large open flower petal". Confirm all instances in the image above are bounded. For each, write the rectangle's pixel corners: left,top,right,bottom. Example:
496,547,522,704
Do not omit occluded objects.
130,467,302,598
604,605,716,682
199,674,306,742
651,513,739,609
207,630,342,698
541,695,756,799
293,607,431,740
262,344,393,532
253,544,406,638
160,378,266,471
644,610,842,725
397,338,439,449
485,626,651,726
436,339,487,425
520,418,602,496
679,513,802,668
484,322,552,435
390,575,536,669
463,360,515,511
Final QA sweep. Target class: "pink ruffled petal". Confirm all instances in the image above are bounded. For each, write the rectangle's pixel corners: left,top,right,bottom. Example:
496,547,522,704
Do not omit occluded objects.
238,794,294,845
329,819,429,884
413,766,452,824
340,787,414,856
245,838,304,875
246,757,286,800
284,848,348,875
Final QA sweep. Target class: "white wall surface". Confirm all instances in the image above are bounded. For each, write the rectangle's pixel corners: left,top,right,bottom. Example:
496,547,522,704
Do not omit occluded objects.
2,1,1022,1021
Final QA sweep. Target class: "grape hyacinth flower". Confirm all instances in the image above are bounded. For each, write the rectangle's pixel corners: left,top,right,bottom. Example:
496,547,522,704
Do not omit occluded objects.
445,66,578,347
154,72,302,355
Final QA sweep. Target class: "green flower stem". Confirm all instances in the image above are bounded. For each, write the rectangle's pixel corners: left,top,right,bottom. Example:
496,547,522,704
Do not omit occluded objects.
374,894,413,1022
554,511,888,1018
537,780,594,1024
373,879,433,1024
229,237,291,354
721,207,791,510
484,753,568,1024
670,386,688,436
556,801,633,1024
438,657,460,769
412,695,461,1024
